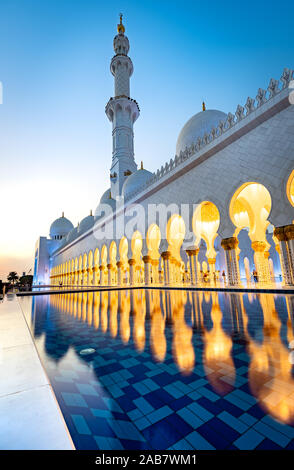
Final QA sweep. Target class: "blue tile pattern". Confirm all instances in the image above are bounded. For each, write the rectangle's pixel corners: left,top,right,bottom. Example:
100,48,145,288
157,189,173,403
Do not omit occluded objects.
21,289,294,450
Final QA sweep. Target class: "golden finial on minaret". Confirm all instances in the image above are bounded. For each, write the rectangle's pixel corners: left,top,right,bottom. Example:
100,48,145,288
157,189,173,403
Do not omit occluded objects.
140,161,144,170
62,211,64,217
202,101,206,111
117,13,125,34
90,209,92,216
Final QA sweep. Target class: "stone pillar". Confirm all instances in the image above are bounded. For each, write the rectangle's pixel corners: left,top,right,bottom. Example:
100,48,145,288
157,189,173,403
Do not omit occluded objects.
83,269,88,286
176,260,182,284
128,259,136,285
208,258,216,284
221,237,240,286
116,261,122,286
143,255,151,285
274,226,294,285
161,251,171,285
88,267,93,285
151,259,159,284
93,267,98,286
285,224,294,281
185,248,199,285
107,264,113,285
169,256,175,284
251,241,271,284
99,265,104,286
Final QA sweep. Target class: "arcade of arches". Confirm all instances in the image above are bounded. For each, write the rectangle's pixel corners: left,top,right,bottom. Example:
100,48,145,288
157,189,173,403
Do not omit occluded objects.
50,178,294,288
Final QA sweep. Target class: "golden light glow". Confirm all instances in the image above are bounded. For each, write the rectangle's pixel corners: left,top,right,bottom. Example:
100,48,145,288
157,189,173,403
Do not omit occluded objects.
146,224,161,260
230,182,271,244
286,169,294,208
203,293,235,394
166,214,186,260
193,201,220,259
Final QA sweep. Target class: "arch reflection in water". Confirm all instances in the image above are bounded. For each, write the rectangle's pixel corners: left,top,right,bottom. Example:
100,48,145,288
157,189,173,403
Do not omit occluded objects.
21,289,294,450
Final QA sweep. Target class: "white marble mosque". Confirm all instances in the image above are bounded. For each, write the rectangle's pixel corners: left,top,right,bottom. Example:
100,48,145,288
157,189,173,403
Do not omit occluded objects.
33,16,294,289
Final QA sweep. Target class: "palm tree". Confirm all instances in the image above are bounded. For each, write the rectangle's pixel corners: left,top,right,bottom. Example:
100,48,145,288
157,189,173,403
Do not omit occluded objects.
7,271,19,286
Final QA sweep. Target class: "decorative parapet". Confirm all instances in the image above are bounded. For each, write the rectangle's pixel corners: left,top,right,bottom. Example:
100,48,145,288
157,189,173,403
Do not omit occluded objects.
124,67,294,203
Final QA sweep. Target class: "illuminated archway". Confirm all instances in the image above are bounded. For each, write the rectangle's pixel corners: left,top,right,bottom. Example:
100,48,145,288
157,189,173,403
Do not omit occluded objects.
78,255,83,286
166,214,186,284
109,241,117,285
70,258,74,285
88,250,93,285
193,201,220,283
131,231,143,284
147,224,161,285
83,253,88,286
74,257,78,285
287,169,294,209
119,237,129,285
94,248,99,285
230,182,272,283
101,245,108,286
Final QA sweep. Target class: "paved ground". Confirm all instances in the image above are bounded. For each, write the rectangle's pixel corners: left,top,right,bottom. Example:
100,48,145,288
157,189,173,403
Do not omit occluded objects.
0,294,74,450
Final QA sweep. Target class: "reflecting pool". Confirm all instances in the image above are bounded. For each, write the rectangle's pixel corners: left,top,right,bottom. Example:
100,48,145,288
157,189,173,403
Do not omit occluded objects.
19,290,294,450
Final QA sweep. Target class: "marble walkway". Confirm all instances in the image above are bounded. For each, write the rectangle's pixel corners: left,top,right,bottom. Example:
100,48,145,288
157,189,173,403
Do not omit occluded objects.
0,294,74,450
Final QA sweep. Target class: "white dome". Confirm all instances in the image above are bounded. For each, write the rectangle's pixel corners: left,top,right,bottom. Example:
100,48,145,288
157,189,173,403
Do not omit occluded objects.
66,226,78,243
176,109,227,155
94,193,116,221
122,168,153,199
100,188,112,204
78,214,94,234
50,215,74,240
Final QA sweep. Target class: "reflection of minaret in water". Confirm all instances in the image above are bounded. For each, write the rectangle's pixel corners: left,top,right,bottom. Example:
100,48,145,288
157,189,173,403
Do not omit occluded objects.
105,14,139,198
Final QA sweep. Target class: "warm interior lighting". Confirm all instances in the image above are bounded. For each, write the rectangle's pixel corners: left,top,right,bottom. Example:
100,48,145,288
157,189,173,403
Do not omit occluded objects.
193,201,220,259
286,169,294,208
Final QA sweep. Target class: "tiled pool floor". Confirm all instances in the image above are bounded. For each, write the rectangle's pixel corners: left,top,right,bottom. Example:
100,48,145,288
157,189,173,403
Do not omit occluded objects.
19,290,294,450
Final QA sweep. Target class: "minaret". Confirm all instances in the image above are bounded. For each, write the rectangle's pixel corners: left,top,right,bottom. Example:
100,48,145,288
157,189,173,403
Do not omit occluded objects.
105,14,139,198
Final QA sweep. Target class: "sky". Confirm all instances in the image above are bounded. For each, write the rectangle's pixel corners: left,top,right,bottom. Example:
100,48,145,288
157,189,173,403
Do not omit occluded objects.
0,0,293,280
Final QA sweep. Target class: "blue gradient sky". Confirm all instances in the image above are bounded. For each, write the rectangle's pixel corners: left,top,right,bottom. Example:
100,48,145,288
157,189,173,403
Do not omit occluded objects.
0,0,293,278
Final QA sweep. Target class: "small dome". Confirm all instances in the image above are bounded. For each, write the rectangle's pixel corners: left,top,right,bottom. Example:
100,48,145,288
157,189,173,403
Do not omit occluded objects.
100,188,112,204
94,191,116,221
78,213,94,234
66,226,78,243
50,214,74,240
176,109,227,155
122,168,153,199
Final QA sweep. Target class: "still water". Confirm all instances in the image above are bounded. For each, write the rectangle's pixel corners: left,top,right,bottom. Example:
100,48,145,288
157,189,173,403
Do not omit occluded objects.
19,289,294,450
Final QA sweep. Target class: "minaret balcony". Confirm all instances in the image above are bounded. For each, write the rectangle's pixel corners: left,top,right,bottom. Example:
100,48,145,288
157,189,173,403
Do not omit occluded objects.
105,96,140,123
110,54,133,77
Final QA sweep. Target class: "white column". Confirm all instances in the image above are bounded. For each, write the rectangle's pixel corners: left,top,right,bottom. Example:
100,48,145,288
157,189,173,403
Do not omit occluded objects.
128,259,135,285
161,251,171,285
252,241,271,284
143,256,151,285
107,264,113,285
221,237,240,286
99,265,105,286
274,226,294,285
116,261,122,286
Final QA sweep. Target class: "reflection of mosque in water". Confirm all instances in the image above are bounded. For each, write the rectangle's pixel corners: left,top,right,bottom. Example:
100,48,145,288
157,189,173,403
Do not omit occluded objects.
30,290,294,424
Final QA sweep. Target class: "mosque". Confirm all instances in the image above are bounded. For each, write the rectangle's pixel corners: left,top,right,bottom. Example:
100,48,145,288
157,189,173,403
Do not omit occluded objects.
33,16,294,288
